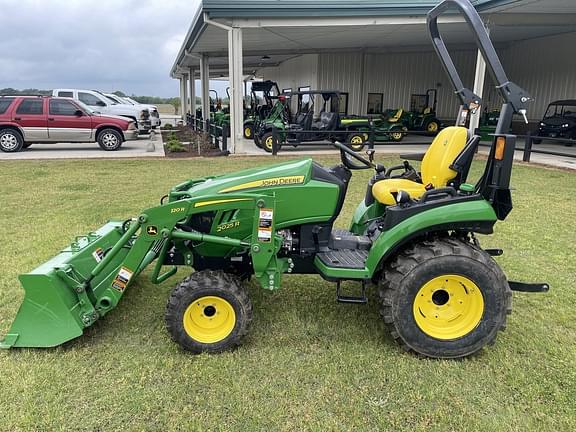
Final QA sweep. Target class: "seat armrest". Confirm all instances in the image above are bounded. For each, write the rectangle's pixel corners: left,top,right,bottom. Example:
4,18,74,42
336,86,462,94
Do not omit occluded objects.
399,152,426,161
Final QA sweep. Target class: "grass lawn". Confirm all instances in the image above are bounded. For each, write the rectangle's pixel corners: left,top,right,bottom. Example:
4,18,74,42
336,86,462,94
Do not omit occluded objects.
0,155,575,431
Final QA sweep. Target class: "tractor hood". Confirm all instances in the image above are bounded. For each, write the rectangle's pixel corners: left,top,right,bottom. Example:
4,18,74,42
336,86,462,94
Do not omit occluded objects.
177,159,315,197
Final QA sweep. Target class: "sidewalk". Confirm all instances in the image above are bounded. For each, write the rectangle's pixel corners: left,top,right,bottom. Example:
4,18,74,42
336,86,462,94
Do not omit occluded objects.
0,132,165,161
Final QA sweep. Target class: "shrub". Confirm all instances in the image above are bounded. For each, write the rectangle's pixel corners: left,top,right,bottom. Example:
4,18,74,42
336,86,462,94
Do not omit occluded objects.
164,123,174,130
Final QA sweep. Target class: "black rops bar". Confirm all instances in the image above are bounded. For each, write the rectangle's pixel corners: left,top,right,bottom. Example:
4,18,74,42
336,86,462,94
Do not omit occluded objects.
427,0,532,134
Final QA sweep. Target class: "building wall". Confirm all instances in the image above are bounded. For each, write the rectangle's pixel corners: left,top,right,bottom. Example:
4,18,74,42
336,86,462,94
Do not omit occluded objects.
259,54,319,93
260,31,576,122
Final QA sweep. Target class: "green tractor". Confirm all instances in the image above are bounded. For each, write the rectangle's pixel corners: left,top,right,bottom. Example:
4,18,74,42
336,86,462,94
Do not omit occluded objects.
1,0,547,359
389,89,441,135
476,108,502,141
243,80,281,141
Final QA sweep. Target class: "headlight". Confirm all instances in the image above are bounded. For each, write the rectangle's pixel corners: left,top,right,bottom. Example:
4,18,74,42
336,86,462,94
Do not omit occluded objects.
562,123,569,128
540,122,545,126
140,110,149,120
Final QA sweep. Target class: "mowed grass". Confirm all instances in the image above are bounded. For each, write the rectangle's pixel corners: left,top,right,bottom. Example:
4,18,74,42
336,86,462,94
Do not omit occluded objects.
0,155,575,431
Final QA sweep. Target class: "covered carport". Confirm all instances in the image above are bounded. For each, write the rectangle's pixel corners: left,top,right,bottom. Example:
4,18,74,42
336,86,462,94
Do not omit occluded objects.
171,0,576,154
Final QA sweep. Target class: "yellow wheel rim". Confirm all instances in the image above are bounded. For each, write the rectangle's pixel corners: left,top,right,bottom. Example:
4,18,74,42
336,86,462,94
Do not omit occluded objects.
413,275,484,340
244,127,252,138
391,132,403,140
183,296,236,343
427,122,439,133
265,136,274,151
349,135,364,150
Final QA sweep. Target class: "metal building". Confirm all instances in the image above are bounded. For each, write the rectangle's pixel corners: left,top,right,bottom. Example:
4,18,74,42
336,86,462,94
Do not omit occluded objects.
171,0,576,153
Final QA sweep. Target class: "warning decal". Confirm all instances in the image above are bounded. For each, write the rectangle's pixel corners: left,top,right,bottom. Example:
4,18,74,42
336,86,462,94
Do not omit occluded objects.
112,267,134,292
92,248,104,263
258,209,274,242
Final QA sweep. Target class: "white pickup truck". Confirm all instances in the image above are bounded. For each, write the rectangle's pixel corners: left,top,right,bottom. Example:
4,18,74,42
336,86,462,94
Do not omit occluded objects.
52,89,151,133
105,94,161,129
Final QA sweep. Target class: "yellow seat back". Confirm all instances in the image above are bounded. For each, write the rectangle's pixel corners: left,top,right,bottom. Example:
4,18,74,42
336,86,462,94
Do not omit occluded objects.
421,126,468,187
423,107,432,115
388,109,403,123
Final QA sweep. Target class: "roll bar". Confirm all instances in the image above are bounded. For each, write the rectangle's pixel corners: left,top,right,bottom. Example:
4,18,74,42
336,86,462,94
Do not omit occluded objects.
427,0,532,126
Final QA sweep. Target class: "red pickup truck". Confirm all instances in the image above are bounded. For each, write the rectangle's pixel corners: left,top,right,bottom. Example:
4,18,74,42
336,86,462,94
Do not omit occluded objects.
0,96,139,153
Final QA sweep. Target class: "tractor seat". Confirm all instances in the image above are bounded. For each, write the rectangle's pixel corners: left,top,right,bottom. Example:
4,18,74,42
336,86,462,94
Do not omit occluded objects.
372,126,469,205
387,109,404,123
312,112,338,130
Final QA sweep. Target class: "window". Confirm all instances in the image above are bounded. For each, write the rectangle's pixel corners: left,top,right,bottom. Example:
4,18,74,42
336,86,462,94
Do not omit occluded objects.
78,92,104,106
367,93,383,115
50,100,80,116
0,98,15,114
283,88,292,95
16,99,44,115
331,93,349,115
58,91,74,98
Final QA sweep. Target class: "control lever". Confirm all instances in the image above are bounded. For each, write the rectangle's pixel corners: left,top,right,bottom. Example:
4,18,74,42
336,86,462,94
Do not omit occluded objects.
366,149,375,162
519,109,528,124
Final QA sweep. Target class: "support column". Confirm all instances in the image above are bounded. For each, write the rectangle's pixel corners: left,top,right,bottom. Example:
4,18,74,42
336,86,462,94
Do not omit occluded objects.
228,27,244,153
189,68,196,117
179,77,186,120
469,26,490,136
182,73,189,122
200,54,210,128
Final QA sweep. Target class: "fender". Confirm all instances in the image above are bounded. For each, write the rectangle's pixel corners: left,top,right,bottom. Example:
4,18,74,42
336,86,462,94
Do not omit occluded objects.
365,199,497,276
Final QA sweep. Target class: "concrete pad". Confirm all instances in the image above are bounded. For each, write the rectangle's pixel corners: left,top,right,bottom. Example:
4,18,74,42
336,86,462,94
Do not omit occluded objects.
0,133,165,161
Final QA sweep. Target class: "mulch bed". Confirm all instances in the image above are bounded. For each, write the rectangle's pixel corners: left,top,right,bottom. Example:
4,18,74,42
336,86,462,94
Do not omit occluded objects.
161,126,228,158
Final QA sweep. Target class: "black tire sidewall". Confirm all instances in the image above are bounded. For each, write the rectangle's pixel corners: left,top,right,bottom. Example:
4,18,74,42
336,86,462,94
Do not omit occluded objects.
0,130,24,153
347,133,365,151
97,129,123,151
392,255,507,358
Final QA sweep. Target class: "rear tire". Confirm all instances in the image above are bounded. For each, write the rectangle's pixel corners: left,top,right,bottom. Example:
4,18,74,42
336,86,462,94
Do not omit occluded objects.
424,119,440,135
165,270,253,354
0,129,24,153
379,237,511,359
243,124,253,139
389,129,405,142
22,142,32,149
97,128,123,151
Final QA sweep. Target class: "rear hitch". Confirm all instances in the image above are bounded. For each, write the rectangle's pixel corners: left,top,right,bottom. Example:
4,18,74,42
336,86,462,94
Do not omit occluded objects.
509,281,550,293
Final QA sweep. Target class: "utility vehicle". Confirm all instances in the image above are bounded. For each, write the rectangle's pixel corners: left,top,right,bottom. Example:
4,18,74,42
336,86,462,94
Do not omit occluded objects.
0,0,547,358
243,80,281,140
534,99,576,145
390,88,441,135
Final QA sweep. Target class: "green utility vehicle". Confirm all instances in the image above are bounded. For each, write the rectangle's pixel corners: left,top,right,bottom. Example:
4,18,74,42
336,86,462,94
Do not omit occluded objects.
476,108,501,140
243,80,281,140
0,0,547,358
255,90,406,153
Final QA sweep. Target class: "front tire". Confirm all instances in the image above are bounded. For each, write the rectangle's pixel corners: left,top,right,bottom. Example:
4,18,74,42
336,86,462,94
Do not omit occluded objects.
424,119,440,135
379,238,511,359
262,132,280,153
347,133,366,152
165,271,253,354
389,128,405,142
243,124,253,139
0,129,24,153
97,128,123,151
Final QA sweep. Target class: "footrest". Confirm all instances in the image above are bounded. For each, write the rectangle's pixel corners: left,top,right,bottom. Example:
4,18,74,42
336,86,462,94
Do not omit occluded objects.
337,280,368,304
316,249,368,269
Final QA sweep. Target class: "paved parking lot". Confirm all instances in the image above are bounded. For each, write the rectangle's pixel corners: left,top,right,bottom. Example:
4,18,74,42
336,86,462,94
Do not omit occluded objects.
0,133,165,160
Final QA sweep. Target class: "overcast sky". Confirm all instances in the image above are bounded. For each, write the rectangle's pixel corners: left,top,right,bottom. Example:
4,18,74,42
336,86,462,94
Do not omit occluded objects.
0,0,205,98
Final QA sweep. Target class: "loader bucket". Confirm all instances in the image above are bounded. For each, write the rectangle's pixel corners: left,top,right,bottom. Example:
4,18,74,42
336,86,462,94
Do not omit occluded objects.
0,221,132,349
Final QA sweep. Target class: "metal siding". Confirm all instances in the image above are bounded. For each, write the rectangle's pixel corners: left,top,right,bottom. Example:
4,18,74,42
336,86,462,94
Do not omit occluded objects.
260,54,319,93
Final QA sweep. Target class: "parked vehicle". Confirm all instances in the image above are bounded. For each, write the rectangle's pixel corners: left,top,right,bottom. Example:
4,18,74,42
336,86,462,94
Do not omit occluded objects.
243,80,281,140
106,94,161,129
52,89,151,133
534,100,576,145
0,96,138,152
387,89,441,135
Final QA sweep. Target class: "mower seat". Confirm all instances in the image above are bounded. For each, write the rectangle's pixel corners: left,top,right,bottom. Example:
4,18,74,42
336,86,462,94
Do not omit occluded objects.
372,126,469,205
387,109,404,123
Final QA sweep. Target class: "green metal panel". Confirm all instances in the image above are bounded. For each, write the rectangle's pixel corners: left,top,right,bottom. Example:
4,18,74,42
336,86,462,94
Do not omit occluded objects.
364,200,498,274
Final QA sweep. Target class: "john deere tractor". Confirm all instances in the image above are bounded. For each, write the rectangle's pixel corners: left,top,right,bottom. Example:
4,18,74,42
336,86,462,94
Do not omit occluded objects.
1,0,547,358
387,89,441,135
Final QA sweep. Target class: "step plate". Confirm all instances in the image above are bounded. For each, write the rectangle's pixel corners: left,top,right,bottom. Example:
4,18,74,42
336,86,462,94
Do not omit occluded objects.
316,249,368,269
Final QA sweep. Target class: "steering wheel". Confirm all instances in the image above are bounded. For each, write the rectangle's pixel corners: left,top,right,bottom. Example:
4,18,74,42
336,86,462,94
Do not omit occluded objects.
332,141,384,172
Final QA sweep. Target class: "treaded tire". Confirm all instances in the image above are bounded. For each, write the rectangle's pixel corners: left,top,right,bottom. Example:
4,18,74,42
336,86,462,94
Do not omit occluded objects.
0,129,24,153
261,132,279,153
379,237,512,359
165,270,253,354
97,128,123,151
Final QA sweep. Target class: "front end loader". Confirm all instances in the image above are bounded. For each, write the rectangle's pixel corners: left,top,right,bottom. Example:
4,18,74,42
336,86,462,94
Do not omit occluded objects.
1,0,548,358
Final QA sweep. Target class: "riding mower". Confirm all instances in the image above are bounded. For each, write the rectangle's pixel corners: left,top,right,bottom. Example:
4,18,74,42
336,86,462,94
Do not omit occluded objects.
0,0,547,358
389,89,442,135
